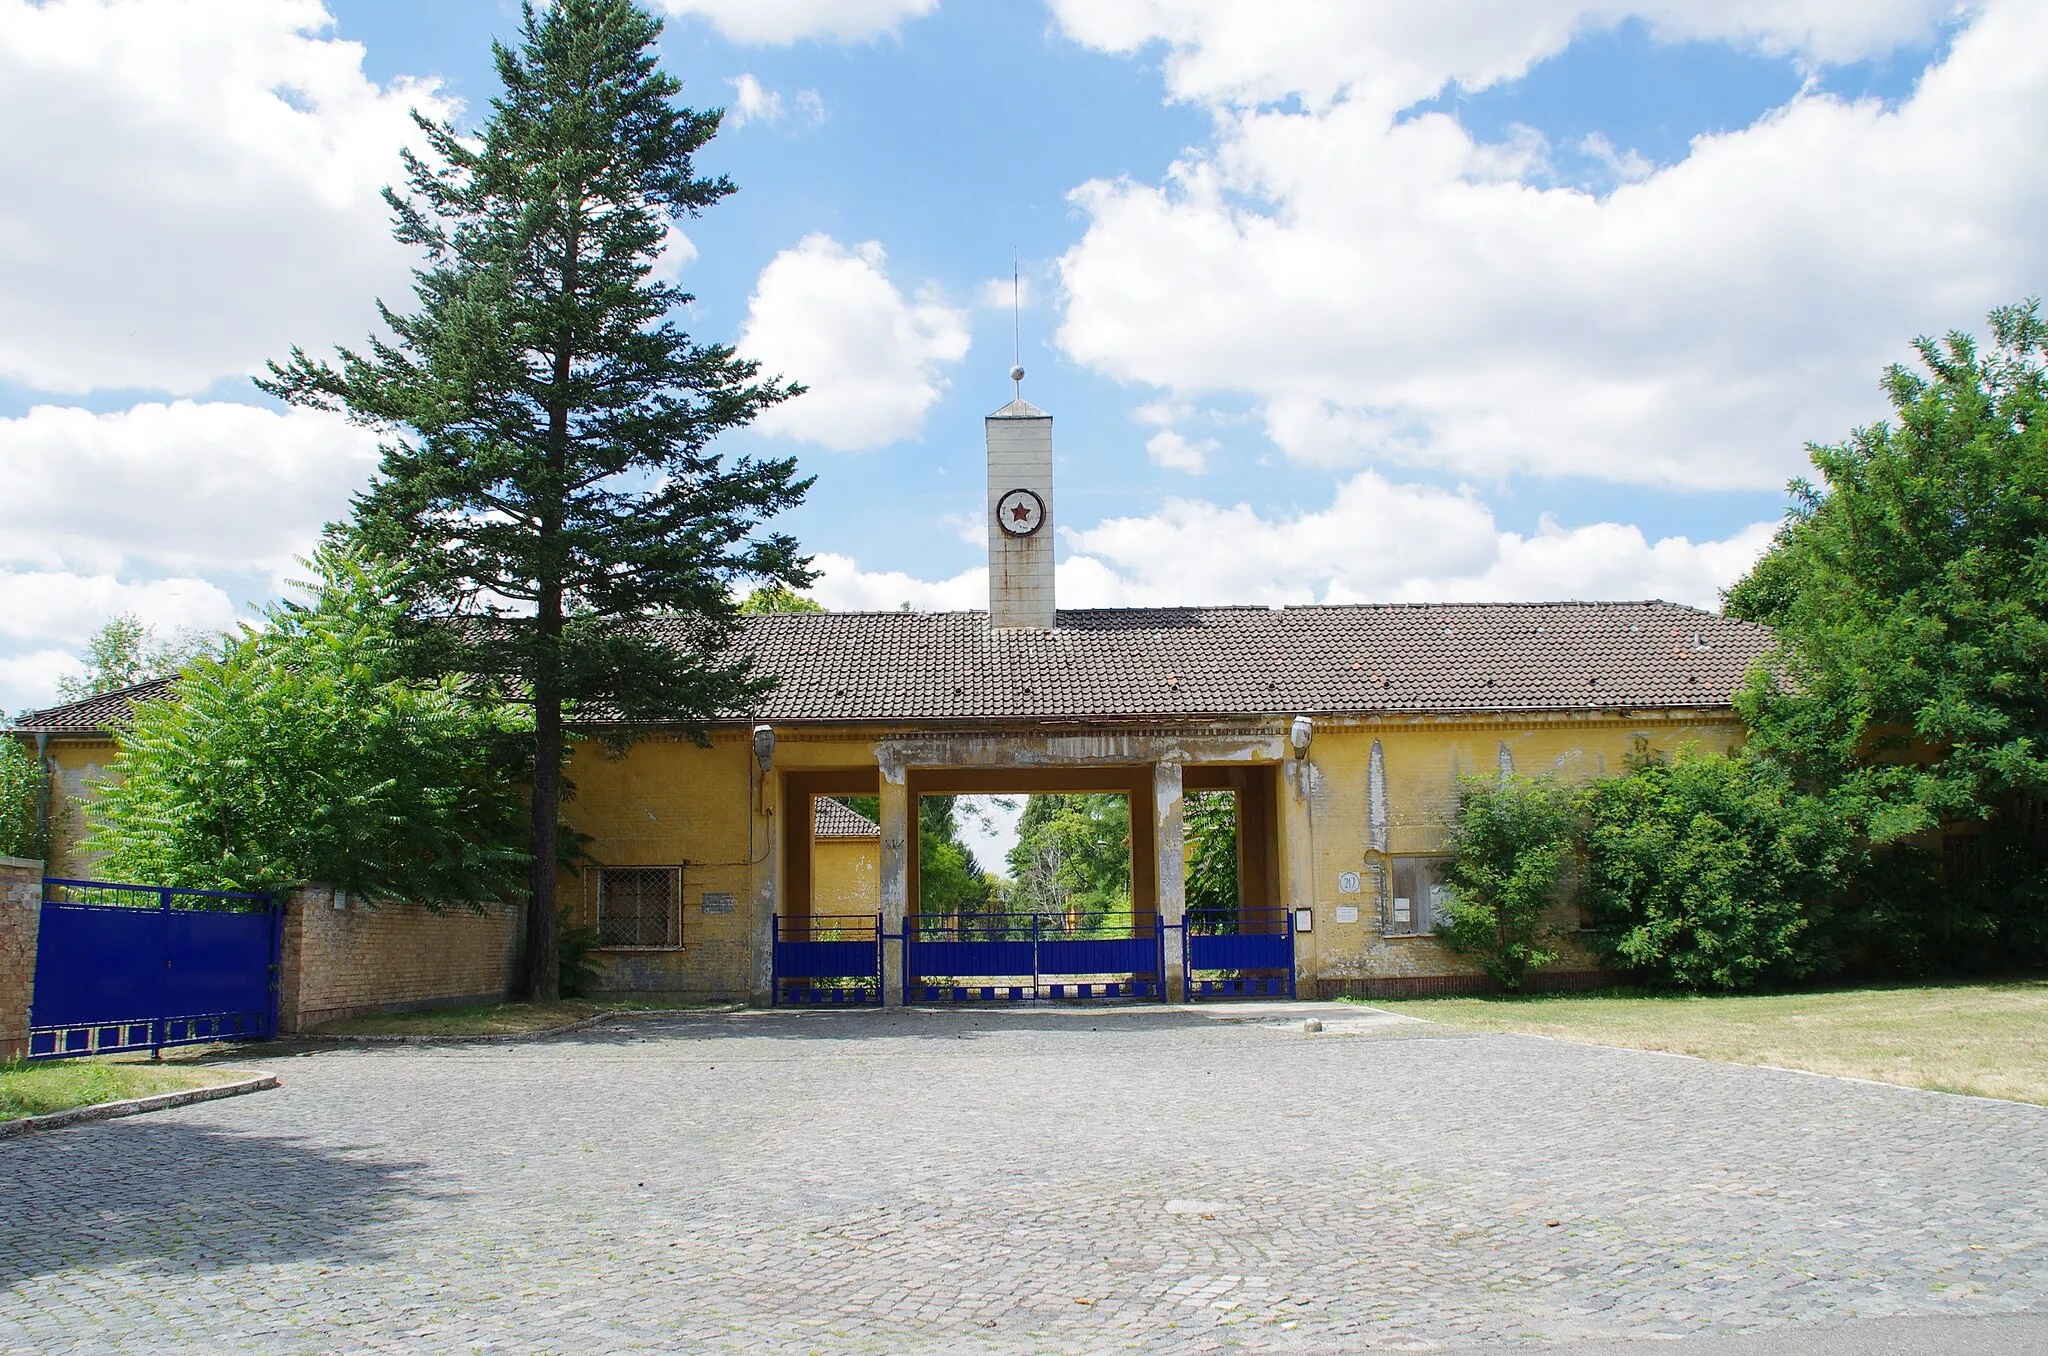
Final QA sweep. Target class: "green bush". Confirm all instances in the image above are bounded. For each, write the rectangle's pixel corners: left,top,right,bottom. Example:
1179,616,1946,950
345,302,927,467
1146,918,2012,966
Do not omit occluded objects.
557,908,603,998
0,738,45,861
1576,751,1859,991
1437,774,1578,990
84,544,528,905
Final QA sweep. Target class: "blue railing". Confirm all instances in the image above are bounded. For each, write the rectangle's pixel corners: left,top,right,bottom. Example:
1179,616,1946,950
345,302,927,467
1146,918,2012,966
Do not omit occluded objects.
904,911,1165,1003
1183,907,1297,1001
30,878,280,1059
771,913,882,1006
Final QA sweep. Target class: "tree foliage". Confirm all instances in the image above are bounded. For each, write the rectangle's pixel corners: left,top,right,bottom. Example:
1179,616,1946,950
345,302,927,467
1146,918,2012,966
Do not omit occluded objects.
1435,774,1576,990
1184,790,1239,923
1577,751,1860,990
260,0,811,995
1007,794,1132,920
738,583,822,614
917,796,999,914
0,739,45,861
84,546,528,904
56,615,211,703
1728,298,2048,970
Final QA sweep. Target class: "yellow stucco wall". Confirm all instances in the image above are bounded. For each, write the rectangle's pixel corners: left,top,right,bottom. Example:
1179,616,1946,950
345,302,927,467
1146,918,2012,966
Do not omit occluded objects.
812,836,880,917
35,738,119,880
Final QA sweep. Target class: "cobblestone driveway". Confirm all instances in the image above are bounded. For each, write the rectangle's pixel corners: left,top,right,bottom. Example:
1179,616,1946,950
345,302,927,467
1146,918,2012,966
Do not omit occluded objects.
2,1005,2044,1353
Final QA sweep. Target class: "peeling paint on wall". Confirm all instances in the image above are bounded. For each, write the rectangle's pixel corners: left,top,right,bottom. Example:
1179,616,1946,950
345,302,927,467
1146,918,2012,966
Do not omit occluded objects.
1368,740,1388,854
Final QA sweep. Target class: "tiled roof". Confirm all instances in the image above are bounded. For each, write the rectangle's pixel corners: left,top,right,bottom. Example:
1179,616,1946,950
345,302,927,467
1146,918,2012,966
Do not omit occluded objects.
11,603,1773,736
813,797,880,839
689,602,1770,724
10,678,176,736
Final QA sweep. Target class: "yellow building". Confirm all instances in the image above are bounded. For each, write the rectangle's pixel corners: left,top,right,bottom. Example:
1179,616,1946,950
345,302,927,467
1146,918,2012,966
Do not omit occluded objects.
12,389,1769,1006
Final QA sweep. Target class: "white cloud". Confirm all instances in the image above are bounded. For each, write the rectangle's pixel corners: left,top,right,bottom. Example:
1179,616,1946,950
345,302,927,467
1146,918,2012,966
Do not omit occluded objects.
1144,429,1215,474
740,235,973,451
658,0,937,45
0,649,88,716
0,570,238,650
0,0,452,395
977,273,1040,310
1051,0,1953,113
723,73,825,130
1053,0,2048,491
0,401,380,581
805,472,1775,615
806,552,986,611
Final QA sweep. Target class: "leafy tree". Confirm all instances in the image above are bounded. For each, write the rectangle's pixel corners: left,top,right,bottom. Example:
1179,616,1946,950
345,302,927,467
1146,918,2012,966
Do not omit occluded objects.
1728,299,2048,969
261,1,811,996
917,795,996,914
1007,794,1132,921
1184,790,1239,924
84,545,528,903
0,739,45,861
1436,774,1577,990
738,583,822,614
1577,751,1859,991
56,614,211,702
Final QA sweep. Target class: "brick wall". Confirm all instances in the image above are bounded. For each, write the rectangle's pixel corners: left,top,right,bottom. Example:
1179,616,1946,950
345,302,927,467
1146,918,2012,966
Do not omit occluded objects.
0,858,43,1061
278,886,524,1032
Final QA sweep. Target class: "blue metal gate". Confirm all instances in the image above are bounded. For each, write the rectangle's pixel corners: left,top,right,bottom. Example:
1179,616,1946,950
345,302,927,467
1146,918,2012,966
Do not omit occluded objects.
771,913,882,1005
1182,907,1296,1000
905,912,1165,1003
29,878,280,1059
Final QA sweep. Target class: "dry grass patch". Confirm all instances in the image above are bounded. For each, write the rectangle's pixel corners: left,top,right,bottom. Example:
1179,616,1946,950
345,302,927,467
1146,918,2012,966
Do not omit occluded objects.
306,998,694,1039
0,1059,237,1121
1376,981,2048,1106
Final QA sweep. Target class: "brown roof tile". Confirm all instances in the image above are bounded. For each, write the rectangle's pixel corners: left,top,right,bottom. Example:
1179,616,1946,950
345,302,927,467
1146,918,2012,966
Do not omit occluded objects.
10,678,176,736
698,602,1769,724
813,797,880,839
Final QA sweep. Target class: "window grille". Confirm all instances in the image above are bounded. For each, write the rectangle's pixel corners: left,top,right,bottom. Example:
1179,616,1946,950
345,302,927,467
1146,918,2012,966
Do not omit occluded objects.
596,867,681,948
1386,856,1452,936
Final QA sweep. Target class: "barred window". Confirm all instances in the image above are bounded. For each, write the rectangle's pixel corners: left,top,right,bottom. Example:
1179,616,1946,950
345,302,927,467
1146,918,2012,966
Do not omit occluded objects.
1386,857,1452,936
596,867,680,948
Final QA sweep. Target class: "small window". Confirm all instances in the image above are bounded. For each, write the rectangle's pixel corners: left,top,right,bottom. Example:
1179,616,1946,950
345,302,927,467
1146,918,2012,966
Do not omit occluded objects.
596,867,680,948
1386,857,1452,936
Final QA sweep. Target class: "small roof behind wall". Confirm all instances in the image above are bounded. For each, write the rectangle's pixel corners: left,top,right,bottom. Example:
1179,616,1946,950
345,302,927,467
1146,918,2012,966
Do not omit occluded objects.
812,797,881,840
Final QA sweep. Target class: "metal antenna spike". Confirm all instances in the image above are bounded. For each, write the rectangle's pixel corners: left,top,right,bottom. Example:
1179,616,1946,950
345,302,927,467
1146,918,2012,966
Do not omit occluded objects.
1010,254,1024,398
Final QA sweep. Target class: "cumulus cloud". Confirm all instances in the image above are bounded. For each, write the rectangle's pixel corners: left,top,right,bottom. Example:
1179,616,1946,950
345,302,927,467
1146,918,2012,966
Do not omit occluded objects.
804,472,1775,615
1051,0,1953,113
658,0,937,45
0,571,239,649
1144,430,1215,474
1051,0,2048,491
0,0,451,395
723,73,825,129
0,401,380,580
740,235,972,451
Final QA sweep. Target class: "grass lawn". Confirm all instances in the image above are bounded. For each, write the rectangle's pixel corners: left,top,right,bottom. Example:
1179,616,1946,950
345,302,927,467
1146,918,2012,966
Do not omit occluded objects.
305,997,703,1039
0,1058,237,1122
1374,981,2048,1106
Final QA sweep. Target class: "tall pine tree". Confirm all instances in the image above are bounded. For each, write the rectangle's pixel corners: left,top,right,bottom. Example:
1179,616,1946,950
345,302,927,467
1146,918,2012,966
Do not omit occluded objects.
263,0,812,997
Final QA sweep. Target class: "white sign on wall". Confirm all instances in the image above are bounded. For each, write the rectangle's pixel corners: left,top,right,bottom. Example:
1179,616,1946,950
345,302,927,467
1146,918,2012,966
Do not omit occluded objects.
1334,904,1360,925
1337,871,1362,894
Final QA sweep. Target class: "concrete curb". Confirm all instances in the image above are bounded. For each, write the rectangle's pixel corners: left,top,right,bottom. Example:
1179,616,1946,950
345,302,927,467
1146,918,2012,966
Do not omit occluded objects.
0,1071,279,1140
292,1006,733,1046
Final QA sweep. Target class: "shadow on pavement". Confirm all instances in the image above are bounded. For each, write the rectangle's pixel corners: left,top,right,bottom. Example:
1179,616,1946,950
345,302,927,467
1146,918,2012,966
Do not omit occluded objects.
0,1118,428,1286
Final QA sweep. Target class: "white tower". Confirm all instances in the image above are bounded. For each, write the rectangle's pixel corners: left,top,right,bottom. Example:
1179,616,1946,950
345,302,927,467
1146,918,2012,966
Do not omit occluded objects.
986,364,1055,630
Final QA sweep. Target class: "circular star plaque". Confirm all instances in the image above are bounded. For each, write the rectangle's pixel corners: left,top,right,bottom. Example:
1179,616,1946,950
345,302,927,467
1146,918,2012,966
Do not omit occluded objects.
996,488,1046,537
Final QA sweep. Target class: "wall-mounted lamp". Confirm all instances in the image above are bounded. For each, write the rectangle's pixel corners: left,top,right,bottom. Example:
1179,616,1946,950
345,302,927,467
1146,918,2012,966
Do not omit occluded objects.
1288,715,1314,758
751,724,776,774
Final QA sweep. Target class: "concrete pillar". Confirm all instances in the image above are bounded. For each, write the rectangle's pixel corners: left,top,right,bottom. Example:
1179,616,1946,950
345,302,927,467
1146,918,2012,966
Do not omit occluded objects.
878,764,910,1005
1281,759,1318,996
0,857,43,1061
1153,761,1186,1001
747,768,778,1007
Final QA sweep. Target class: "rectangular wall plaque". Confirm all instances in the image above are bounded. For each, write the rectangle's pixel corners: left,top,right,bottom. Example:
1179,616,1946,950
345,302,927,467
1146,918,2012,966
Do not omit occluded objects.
1334,904,1360,925
700,892,736,914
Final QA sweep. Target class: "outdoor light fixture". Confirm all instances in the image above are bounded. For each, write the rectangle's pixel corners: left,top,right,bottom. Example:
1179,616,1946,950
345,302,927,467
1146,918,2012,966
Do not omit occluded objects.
1289,715,1314,757
752,724,776,774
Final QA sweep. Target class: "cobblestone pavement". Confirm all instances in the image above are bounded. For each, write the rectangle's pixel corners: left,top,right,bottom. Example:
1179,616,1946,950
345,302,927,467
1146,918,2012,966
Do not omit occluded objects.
1,1005,2044,1354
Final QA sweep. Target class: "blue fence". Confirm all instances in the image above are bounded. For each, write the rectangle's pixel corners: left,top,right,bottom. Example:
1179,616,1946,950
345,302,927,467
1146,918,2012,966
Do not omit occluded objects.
905,912,1165,1003
1183,907,1297,1001
30,878,280,1059
771,913,882,1006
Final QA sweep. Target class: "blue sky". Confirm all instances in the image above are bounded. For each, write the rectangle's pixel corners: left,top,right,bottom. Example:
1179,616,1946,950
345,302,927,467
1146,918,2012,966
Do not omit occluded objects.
1,0,2043,718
